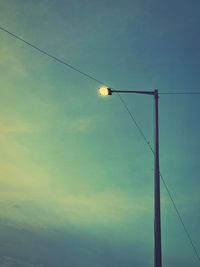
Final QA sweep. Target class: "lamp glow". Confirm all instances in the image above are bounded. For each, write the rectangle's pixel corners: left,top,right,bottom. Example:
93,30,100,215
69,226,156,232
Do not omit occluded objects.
99,87,112,96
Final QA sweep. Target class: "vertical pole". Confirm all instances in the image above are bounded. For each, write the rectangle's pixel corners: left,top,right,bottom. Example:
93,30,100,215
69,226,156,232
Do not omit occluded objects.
154,89,162,267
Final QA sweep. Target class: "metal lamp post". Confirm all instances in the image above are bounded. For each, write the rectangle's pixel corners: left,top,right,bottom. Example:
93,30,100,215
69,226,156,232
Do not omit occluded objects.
99,87,162,267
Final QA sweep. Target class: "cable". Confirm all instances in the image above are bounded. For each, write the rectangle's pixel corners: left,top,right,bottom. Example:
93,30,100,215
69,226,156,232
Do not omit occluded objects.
117,93,154,154
160,92,200,95
1,26,200,96
118,95,200,263
160,173,200,262
0,26,106,85
1,25,200,262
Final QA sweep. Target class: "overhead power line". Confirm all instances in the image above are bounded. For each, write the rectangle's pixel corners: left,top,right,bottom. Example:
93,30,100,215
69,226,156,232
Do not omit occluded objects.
0,25,200,262
117,93,155,153
0,26,106,85
1,26,200,96
118,95,200,263
160,173,200,262
160,92,200,95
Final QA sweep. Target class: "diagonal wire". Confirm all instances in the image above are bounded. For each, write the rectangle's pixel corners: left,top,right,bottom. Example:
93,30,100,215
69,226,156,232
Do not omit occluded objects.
1,24,200,263
0,26,106,85
160,173,200,262
117,93,200,263
1,26,200,95
117,93,154,154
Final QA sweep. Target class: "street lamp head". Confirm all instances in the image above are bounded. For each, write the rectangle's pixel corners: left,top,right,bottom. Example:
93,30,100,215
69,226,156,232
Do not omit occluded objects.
99,86,112,96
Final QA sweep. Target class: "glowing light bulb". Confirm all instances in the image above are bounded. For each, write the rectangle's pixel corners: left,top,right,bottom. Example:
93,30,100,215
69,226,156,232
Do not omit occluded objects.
99,87,112,96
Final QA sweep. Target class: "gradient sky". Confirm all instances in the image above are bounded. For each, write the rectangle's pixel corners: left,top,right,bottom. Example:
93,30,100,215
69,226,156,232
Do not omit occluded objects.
0,0,200,266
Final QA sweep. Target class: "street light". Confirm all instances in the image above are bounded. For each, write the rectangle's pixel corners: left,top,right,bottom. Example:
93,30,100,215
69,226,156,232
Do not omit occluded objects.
99,86,112,96
99,87,162,267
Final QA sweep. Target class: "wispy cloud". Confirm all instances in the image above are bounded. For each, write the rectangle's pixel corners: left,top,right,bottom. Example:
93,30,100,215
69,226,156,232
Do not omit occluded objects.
58,191,150,225
0,123,36,134
0,184,152,230
0,45,28,77
64,115,99,133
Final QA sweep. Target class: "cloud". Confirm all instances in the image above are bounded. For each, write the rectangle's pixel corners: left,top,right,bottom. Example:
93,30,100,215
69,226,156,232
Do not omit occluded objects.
0,185,152,231
0,122,36,134
0,256,44,267
0,117,39,165
0,117,152,230
65,116,98,133
58,191,150,225
0,45,28,78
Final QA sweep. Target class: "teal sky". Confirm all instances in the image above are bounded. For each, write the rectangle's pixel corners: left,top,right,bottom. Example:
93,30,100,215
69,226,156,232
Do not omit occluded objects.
0,0,200,266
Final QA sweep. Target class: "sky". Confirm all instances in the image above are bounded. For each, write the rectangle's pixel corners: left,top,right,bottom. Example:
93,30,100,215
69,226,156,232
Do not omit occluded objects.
0,0,200,266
